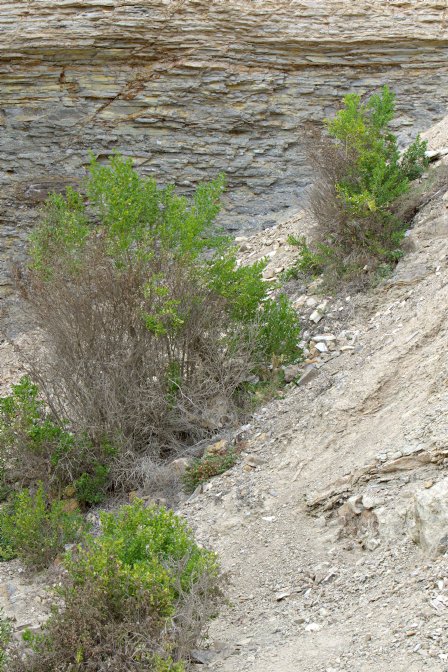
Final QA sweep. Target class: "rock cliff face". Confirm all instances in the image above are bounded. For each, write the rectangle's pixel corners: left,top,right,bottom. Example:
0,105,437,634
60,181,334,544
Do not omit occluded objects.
1,0,448,296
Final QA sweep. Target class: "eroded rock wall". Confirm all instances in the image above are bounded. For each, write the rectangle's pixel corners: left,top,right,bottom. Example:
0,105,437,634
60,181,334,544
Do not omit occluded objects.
1,0,448,297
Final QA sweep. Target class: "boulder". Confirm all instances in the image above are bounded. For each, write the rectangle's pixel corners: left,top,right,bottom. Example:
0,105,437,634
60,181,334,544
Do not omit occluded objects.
410,477,448,554
169,457,192,477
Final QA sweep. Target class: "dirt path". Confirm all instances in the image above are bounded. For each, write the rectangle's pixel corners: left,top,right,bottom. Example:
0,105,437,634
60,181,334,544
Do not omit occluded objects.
184,184,448,671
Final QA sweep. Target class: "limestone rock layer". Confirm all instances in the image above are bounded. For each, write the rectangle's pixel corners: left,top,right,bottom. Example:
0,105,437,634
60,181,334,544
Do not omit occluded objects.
1,1,448,295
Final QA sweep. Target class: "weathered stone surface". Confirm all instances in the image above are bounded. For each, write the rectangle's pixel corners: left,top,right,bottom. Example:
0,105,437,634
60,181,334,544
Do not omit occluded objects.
410,477,448,554
1,1,448,296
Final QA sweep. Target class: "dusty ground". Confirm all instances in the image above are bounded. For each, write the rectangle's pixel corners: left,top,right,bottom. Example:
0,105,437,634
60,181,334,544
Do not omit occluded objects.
181,173,448,671
1,138,448,671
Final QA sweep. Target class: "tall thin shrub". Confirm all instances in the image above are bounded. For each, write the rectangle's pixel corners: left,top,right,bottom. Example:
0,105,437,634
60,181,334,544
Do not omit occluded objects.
305,86,429,283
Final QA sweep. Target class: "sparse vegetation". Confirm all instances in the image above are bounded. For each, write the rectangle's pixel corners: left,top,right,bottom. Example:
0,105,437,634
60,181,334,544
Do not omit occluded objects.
282,235,326,280
303,86,429,286
10,500,221,672
0,483,86,570
183,448,238,492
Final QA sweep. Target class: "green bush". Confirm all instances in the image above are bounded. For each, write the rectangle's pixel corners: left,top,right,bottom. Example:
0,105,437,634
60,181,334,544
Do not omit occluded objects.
283,235,325,280
11,500,221,672
0,484,86,570
0,609,12,672
74,464,110,506
256,294,301,365
306,86,429,284
0,377,115,497
17,155,300,493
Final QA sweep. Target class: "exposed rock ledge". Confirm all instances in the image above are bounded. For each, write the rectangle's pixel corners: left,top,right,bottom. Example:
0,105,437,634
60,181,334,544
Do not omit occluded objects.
1,0,448,297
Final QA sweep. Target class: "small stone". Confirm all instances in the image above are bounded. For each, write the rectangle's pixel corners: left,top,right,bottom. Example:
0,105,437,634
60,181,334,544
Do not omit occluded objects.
263,268,276,279
315,342,328,353
244,455,265,468
62,498,79,513
305,622,321,632
283,363,301,383
410,476,448,553
63,484,76,498
169,457,192,476
191,650,216,664
206,439,227,455
346,495,364,514
275,590,291,601
294,295,308,308
310,310,323,324
298,365,319,386
424,480,434,489
313,333,336,342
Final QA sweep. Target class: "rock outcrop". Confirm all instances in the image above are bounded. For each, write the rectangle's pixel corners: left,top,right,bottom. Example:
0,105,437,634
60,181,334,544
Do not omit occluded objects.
411,477,448,555
1,0,448,297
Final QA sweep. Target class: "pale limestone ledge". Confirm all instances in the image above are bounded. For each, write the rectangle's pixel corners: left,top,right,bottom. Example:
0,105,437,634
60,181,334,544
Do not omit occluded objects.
0,0,447,297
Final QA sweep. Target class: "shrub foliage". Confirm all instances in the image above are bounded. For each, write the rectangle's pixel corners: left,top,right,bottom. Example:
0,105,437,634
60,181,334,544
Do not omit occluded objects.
10,500,221,672
305,86,429,284
14,156,300,495
0,483,86,570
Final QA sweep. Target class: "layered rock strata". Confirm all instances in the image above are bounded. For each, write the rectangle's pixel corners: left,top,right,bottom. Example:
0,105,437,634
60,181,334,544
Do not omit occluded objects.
1,0,448,296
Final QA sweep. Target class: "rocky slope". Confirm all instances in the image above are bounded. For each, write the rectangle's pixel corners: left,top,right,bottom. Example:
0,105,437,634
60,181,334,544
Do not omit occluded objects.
1,120,448,671
180,167,448,669
1,0,448,298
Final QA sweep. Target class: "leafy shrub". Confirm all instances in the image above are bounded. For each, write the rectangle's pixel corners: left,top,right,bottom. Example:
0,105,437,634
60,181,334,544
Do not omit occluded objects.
305,86,429,285
183,449,237,492
256,294,301,365
74,464,110,506
0,377,115,496
17,155,300,492
0,463,10,503
0,483,86,570
0,521,15,563
283,235,324,279
11,500,221,672
0,610,12,672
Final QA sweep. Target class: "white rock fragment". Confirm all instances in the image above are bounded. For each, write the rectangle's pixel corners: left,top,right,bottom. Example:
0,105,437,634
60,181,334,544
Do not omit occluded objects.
310,310,323,324
313,333,336,342
410,477,448,554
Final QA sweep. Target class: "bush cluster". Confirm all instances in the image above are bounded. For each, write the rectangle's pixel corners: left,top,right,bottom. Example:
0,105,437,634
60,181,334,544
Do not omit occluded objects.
0,483,86,570
304,86,429,285
13,155,300,497
10,500,221,672
0,377,113,501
